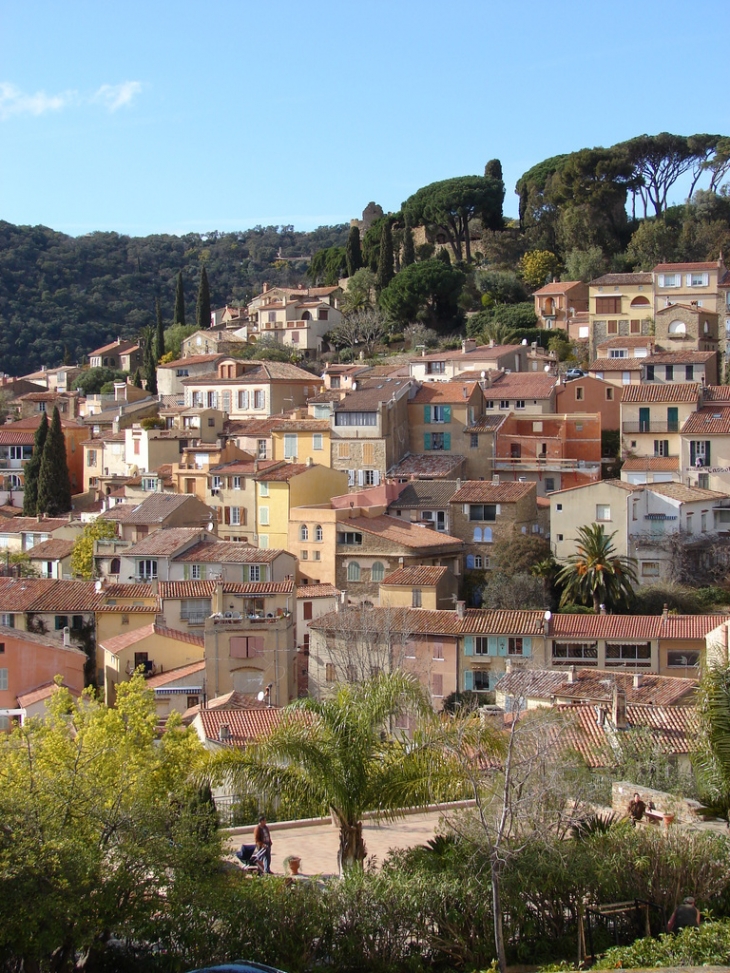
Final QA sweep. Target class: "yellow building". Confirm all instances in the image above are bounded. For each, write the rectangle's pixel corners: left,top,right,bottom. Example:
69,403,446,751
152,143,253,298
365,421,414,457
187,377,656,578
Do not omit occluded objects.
255,463,348,551
271,418,332,466
621,384,700,464
378,565,457,610
100,623,205,705
588,272,654,359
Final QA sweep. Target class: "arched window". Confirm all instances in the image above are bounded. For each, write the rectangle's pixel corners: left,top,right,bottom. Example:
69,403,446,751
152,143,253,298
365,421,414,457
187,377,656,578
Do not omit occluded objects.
110,557,121,575
8,474,21,489
473,527,482,542
315,524,323,541
630,295,650,307
300,525,309,541
301,311,311,320
371,562,385,582
668,320,686,334
482,527,493,543
347,562,361,582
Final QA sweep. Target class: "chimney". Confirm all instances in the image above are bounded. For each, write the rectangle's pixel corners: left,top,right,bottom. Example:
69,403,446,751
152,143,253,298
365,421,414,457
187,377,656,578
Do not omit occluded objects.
662,603,669,622
633,672,642,689
455,600,466,620
596,705,607,726
306,456,313,467
218,724,230,743
505,658,513,674
214,580,225,615
566,665,576,684
262,282,269,293
456,478,462,491
612,685,628,730
63,626,71,647
337,589,347,612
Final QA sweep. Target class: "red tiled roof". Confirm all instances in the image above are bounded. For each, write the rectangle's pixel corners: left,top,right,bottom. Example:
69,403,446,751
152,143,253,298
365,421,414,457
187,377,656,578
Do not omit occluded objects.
451,481,536,503
158,579,294,598
160,580,217,599
100,623,205,656
25,539,75,560
702,386,730,402
346,515,463,550
590,273,653,285
621,457,679,472
104,583,160,599
645,351,716,364
0,430,35,445
410,383,479,404
620,383,700,403
146,660,206,689
596,336,654,350
388,454,466,478
0,517,73,534
487,372,557,398
561,704,697,767
173,542,282,564
589,358,646,372
494,667,696,707
157,354,225,369
122,494,207,524
255,463,311,482
533,281,585,296
17,681,81,708
269,419,330,432
550,613,730,641
654,262,722,272
296,584,339,599
381,566,448,586
682,407,730,435
89,339,138,356
196,708,286,746
416,344,523,362
124,529,207,557
647,482,728,502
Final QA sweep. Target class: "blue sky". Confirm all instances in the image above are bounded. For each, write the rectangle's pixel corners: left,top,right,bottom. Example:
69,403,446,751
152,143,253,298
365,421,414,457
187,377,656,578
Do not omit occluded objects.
1,0,728,238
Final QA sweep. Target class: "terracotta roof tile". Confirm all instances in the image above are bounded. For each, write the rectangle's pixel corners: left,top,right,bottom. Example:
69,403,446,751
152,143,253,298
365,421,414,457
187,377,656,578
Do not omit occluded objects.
702,386,730,402
173,542,283,564
25,539,75,560
17,681,81,707
486,372,557,399
382,566,448,586
0,430,36,445
296,584,339,599
334,379,412,412
388,481,459,509
589,273,653,285
122,494,208,524
100,623,205,656
647,482,729,502
145,660,206,688
682,407,730,435
589,358,646,372
124,529,207,557
493,667,696,707
533,281,585,296
160,580,217,599
268,419,330,432
561,704,697,766
255,463,312,482
196,708,286,746
388,454,466,478
416,344,523,363
596,336,655,349
0,517,72,534
345,515,463,550
620,383,700,403
653,261,722,272
550,613,730,641
157,354,225,369
621,457,679,472
410,383,479,404
451,481,536,503
645,351,716,364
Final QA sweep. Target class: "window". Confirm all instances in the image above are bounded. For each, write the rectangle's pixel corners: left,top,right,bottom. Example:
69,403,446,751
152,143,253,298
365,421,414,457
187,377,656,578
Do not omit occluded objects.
432,674,443,698
630,319,641,333
347,562,361,582
257,440,267,459
141,477,157,492
362,442,375,465
660,274,680,287
470,433,479,448
473,670,490,691
248,565,262,581
654,440,670,457
334,412,377,426
641,561,660,578
291,331,299,343
425,432,449,450
180,599,211,624
259,482,269,497
337,442,350,459
315,524,323,542
338,531,362,545
301,550,308,560
597,297,622,314
645,365,655,380
0,668,7,691
686,365,694,381
508,638,524,655
469,504,497,522
211,475,222,493
284,434,297,459
432,405,451,423
54,615,68,630
258,535,269,549
605,387,614,401
191,564,202,580
254,390,265,409
233,476,242,490
609,349,627,358
605,642,651,666
575,386,584,401
686,513,693,533
259,507,269,526
665,365,674,381
667,650,700,668
137,559,158,579
701,512,708,532
596,504,611,521
412,589,422,608
474,555,483,568
371,562,385,582
133,439,140,456
325,663,337,683
552,642,598,664
110,557,121,575
231,507,241,525
313,550,321,561
318,308,329,320
313,434,323,451
668,320,686,334
607,320,618,334
499,400,510,410
622,372,631,385
690,273,709,286
690,441,711,467
87,450,97,467
514,399,525,410
300,525,309,541
363,470,377,485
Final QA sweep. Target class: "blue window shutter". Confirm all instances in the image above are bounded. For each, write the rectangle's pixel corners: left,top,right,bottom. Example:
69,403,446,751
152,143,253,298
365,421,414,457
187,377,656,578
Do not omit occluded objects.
443,405,451,423
424,405,431,424
183,564,190,581
464,636,474,656
466,554,475,569
464,669,474,691
498,637,508,656
523,637,532,657
424,433,432,450
488,636,498,656
444,433,451,450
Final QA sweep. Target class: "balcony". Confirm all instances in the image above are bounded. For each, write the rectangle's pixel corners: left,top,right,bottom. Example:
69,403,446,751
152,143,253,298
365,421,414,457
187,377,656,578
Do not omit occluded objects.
622,422,680,434
492,457,600,474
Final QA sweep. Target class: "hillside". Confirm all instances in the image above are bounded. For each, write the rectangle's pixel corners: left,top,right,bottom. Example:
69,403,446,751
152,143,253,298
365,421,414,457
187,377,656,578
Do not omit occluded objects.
0,221,349,375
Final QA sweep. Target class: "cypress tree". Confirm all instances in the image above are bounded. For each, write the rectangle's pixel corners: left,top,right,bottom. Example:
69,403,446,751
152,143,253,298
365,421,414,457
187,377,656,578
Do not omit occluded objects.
132,368,143,388
155,296,165,362
173,271,186,326
376,221,394,292
437,247,452,265
196,266,212,330
402,221,415,267
145,332,158,395
22,413,49,515
485,158,503,180
36,407,72,516
345,226,363,278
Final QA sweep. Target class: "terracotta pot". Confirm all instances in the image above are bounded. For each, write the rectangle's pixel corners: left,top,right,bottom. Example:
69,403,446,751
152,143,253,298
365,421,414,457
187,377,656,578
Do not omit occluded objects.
663,813,675,826
288,857,301,875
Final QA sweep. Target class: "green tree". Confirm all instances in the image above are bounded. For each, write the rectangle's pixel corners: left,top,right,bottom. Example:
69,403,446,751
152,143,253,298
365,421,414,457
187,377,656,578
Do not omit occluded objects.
519,250,560,291
379,259,465,331
476,269,529,306
694,661,730,818
345,226,363,278
330,309,388,357
132,367,143,388
22,412,48,516
173,269,186,326
308,246,347,286
402,220,415,267
155,295,165,362
562,246,608,282
620,132,722,217
144,329,158,394
229,672,439,871
403,174,505,262
0,676,217,971
36,406,72,516
376,220,395,292
557,523,638,612
485,158,503,181
196,265,211,331
341,268,376,315
164,322,197,360
74,366,127,396
70,518,119,580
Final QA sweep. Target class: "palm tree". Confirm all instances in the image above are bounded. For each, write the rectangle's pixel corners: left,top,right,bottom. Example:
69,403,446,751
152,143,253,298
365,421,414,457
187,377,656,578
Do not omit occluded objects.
229,672,452,872
481,319,518,346
693,662,730,820
557,524,638,612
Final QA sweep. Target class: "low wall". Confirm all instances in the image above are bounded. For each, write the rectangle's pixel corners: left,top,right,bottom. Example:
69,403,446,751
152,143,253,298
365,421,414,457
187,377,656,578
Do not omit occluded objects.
612,780,703,825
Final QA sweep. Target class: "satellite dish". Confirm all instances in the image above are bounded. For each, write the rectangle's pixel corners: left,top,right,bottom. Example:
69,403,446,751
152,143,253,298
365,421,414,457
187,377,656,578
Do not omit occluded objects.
544,365,551,372
207,522,215,531
257,691,265,702
544,610,552,621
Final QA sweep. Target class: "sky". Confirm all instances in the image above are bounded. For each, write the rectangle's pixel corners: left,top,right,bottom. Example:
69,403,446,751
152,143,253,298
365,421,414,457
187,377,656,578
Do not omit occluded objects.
1,0,729,239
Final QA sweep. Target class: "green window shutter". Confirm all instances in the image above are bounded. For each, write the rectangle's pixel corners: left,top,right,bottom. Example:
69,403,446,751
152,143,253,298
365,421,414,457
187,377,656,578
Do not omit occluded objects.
424,433,432,450
443,433,451,450
497,637,508,656
260,565,267,582
183,564,190,581
242,565,249,582
424,405,432,424
464,670,474,691
443,405,451,423
200,565,207,580
523,637,532,658
464,636,474,656
488,636,499,656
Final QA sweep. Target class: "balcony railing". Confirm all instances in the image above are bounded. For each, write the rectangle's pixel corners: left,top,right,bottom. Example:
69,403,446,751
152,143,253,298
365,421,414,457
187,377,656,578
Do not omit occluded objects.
493,457,600,472
622,422,680,434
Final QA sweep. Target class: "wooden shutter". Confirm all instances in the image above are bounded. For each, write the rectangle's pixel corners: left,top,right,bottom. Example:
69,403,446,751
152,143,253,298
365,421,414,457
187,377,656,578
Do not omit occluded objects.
464,670,473,691
424,433,432,450
464,636,474,656
224,507,231,524
443,433,451,450
523,637,532,658
424,406,432,423
303,601,313,620
442,405,451,423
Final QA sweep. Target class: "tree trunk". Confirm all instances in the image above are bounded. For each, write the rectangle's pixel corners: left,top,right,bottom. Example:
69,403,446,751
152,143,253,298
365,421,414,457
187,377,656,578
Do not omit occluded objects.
332,811,366,872
491,854,507,973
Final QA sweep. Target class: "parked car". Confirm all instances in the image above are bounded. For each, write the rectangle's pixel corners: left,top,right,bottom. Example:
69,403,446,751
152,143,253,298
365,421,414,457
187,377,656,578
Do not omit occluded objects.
565,368,586,379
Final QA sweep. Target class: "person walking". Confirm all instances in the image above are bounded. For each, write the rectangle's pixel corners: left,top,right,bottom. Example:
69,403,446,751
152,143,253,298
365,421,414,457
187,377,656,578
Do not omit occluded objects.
254,814,273,874
667,896,701,933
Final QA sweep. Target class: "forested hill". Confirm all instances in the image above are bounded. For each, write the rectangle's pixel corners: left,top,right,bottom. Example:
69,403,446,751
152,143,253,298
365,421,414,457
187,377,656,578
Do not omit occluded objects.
0,221,349,375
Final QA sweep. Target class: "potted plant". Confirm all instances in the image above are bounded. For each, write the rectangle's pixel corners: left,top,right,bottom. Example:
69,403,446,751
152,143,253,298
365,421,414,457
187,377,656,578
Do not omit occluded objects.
283,855,302,876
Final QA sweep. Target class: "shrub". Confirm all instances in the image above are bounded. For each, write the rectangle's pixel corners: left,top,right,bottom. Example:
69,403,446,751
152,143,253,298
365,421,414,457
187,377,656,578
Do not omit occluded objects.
594,921,730,969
